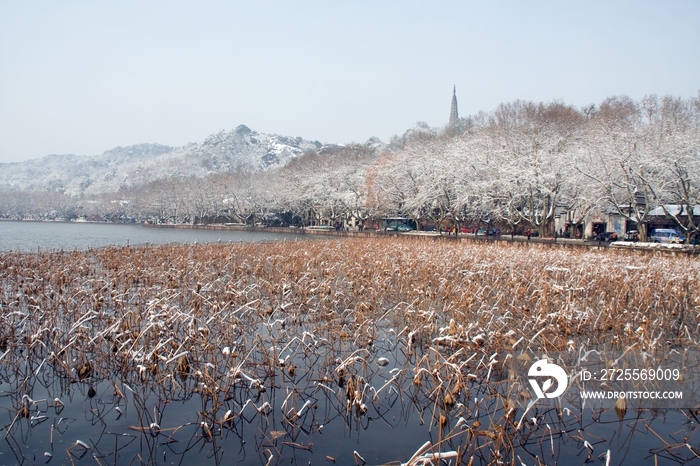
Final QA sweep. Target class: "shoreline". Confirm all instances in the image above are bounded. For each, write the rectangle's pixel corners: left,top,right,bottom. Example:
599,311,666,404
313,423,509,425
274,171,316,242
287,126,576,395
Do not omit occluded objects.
142,223,699,256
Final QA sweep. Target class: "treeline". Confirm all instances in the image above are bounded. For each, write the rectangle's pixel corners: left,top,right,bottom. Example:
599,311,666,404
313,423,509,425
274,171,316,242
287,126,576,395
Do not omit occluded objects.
1,94,699,242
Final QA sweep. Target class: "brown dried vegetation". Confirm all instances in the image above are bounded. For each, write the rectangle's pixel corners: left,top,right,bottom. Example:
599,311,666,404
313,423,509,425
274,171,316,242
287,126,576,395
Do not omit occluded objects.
0,237,698,464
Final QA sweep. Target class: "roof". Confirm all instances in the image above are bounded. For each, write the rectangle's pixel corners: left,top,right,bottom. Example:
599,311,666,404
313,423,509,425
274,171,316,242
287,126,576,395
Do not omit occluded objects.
647,205,700,217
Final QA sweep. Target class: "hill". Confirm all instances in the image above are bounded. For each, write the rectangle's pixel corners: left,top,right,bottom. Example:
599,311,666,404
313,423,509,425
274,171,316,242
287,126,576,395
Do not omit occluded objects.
0,125,343,196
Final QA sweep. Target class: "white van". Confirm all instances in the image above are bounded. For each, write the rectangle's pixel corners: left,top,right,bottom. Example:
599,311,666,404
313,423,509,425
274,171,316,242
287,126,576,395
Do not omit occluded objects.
650,229,685,244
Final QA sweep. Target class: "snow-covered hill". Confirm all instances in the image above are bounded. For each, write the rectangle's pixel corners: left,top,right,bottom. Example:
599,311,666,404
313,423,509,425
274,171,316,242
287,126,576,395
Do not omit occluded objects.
0,125,342,196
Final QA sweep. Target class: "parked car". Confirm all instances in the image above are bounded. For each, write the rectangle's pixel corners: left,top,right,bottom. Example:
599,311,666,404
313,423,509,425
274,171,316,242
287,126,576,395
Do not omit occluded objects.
650,229,685,244
623,231,639,242
397,224,415,232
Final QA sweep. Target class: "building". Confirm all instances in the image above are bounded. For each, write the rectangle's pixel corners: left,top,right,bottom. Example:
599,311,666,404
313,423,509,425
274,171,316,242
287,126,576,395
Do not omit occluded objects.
449,85,459,127
646,205,700,232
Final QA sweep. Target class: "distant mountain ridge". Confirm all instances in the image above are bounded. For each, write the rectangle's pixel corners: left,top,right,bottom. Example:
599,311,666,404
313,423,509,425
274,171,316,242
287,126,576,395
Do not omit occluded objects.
0,125,355,196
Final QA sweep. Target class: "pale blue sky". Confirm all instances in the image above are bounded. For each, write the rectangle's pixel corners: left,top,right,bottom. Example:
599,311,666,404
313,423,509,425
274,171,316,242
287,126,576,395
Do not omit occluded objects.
1,0,698,163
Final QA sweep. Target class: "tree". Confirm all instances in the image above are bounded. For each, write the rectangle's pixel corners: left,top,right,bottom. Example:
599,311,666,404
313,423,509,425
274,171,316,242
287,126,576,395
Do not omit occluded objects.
639,95,700,243
579,94,700,242
486,101,584,237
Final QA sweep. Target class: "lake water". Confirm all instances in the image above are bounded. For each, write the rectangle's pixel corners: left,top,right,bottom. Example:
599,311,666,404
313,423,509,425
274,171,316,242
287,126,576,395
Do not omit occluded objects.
0,221,309,251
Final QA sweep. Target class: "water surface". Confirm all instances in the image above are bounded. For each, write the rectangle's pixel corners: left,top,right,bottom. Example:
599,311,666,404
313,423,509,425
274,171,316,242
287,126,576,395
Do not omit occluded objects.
0,221,307,251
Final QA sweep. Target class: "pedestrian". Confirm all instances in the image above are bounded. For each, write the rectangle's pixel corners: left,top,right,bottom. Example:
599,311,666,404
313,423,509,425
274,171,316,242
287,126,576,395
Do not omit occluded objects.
527,229,531,241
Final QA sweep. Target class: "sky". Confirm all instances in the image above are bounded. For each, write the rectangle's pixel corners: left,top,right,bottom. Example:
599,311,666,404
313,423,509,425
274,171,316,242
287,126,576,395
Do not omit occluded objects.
1,1,698,163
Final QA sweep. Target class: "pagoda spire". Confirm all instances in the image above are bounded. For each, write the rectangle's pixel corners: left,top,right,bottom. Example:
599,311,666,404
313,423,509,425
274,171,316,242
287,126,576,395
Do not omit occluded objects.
449,85,459,127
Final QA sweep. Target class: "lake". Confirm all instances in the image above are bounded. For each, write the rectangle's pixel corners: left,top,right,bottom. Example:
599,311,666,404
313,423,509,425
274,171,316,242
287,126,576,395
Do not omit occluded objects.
0,221,309,251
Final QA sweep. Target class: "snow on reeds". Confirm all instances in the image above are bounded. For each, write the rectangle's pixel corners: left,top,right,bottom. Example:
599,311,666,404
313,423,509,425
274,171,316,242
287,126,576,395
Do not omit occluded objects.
0,238,698,464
